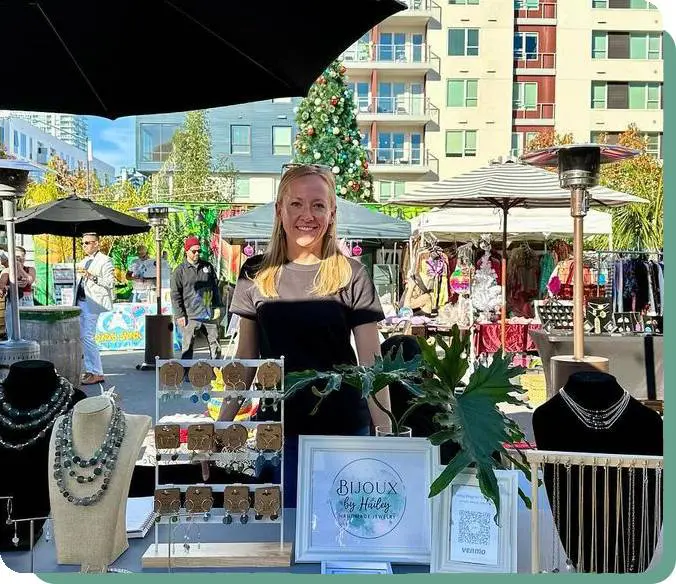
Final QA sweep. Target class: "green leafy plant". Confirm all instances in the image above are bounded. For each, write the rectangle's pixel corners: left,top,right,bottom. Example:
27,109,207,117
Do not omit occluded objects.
283,326,532,516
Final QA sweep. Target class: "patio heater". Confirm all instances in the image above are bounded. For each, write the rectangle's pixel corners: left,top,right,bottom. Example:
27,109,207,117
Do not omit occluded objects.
522,144,638,389
0,160,40,377
135,204,174,371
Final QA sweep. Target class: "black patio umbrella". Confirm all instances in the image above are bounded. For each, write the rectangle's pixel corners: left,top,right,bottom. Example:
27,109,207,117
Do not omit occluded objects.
14,195,150,301
1,0,406,119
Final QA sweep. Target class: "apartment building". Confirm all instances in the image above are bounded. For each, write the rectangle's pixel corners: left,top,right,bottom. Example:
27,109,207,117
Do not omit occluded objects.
340,0,663,202
135,99,299,204
0,116,114,185
0,111,88,152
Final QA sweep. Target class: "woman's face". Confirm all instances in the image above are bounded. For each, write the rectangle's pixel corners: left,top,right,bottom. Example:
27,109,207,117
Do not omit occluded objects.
277,174,335,259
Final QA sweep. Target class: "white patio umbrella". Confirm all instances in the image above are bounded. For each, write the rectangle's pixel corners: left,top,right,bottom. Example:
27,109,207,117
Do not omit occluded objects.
398,161,646,348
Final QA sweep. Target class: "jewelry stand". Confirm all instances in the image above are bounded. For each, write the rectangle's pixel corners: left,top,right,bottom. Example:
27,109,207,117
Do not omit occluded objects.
141,357,291,569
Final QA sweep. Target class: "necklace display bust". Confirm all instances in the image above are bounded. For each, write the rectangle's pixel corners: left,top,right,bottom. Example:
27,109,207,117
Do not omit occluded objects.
48,395,150,572
533,371,663,573
0,360,85,551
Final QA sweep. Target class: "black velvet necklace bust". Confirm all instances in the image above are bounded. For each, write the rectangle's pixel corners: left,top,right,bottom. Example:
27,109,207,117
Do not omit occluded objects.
533,371,663,573
0,360,86,550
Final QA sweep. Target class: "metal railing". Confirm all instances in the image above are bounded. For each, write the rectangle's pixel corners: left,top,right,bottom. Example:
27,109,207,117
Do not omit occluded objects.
514,52,556,69
341,43,439,70
513,102,555,119
356,96,438,122
396,0,442,20
514,0,557,19
368,147,439,173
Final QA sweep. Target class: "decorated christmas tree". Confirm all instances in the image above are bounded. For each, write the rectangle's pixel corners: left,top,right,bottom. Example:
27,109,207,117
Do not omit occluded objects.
471,236,503,323
294,60,373,202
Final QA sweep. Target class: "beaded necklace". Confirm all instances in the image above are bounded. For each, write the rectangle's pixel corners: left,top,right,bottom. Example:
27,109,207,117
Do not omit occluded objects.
53,404,126,506
0,378,75,450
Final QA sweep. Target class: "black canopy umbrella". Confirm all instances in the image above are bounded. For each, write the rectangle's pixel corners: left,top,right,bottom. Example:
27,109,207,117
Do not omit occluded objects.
14,195,150,302
1,0,406,119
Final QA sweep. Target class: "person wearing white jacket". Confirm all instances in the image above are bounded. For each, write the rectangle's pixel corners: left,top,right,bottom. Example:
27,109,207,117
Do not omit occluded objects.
74,233,115,385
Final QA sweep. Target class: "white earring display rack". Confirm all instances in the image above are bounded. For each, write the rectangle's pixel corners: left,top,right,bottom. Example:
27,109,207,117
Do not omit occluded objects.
141,357,291,569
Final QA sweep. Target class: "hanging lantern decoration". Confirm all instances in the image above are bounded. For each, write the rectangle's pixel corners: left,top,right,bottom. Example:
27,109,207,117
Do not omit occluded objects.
243,242,254,257
352,241,362,257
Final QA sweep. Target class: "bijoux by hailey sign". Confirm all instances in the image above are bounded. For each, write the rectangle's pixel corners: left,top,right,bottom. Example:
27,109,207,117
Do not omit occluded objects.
295,436,438,564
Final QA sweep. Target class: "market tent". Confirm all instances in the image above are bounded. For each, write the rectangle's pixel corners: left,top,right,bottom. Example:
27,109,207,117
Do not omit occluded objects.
219,197,411,242
411,207,612,242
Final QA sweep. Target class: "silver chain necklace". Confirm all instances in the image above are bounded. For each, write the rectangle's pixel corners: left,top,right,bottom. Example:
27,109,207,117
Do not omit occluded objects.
559,388,630,430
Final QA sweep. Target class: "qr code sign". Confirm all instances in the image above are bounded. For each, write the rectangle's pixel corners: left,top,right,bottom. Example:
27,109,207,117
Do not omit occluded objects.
457,510,491,546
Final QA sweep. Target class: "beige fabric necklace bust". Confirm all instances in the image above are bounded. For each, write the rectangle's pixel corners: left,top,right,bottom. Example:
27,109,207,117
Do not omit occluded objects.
48,395,150,572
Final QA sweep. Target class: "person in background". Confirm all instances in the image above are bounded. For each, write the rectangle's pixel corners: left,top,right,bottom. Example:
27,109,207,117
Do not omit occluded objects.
75,233,115,385
170,236,222,359
0,246,36,339
127,244,154,303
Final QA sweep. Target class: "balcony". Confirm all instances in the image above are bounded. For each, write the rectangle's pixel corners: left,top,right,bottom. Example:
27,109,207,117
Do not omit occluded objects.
387,0,441,25
341,43,440,76
514,0,557,23
513,103,556,125
514,52,556,74
355,97,439,126
367,147,439,175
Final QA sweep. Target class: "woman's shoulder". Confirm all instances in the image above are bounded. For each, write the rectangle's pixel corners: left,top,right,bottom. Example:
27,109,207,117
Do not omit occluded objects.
344,257,368,279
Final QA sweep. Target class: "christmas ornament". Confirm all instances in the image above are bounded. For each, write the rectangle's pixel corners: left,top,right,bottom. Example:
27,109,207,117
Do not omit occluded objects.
243,243,254,258
330,96,338,106
339,65,346,74
307,127,314,136
332,127,340,135
340,187,348,195
332,166,340,174
352,243,362,257
314,152,321,160
314,98,321,106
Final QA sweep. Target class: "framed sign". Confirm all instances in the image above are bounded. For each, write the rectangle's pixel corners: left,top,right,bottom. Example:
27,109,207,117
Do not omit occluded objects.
321,561,392,574
295,435,438,564
431,468,518,573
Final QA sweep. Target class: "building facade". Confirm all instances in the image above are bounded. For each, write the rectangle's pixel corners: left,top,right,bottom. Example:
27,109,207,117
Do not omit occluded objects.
135,99,299,204
0,111,89,152
0,117,114,185
340,0,663,201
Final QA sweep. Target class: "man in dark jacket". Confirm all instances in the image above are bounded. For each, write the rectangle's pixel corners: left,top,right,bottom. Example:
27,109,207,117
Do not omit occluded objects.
170,236,223,359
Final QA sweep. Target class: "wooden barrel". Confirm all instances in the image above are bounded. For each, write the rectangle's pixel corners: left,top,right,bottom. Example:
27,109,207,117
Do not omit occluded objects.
19,306,82,387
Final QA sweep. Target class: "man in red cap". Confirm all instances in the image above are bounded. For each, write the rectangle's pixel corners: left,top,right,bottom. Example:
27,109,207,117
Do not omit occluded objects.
170,236,223,359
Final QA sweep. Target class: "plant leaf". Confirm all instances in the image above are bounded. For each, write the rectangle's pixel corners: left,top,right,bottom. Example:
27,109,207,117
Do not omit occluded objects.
429,449,472,497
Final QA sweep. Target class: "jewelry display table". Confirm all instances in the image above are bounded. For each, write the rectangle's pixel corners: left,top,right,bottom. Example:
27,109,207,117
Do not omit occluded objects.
529,331,663,401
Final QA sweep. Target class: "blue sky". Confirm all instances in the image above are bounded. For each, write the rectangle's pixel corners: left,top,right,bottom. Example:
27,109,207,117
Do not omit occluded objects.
86,115,135,173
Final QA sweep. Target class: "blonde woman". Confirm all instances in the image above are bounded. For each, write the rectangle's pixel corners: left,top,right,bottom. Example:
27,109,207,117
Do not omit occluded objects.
226,164,390,507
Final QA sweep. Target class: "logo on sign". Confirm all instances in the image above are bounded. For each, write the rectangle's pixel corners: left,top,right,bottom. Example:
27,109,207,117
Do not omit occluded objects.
329,458,406,539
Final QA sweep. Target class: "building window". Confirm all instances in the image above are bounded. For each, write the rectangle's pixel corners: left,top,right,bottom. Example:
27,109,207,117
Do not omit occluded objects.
593,0,658,7
140,123,180,163
449,0,479,4
236,177,250,198
0,126,4,146
448,28,479,56
272,97,292,103
513,82,538,110
514,32,538,60
378,181,406,202
230,125,251,155
28,137,33,160
445,130,477,157
378,32,407,62
593,31,661,59
19,134,27,158
591,131,662,158
272,126,292,156
13,130,19,154
447,79,478,107
511,131,539,156
515,0,539,8
349,82,370,112
629,82,662,109
591,81,662,109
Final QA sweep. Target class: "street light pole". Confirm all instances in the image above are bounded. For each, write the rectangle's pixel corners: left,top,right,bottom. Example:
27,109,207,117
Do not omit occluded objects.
86,139,92,198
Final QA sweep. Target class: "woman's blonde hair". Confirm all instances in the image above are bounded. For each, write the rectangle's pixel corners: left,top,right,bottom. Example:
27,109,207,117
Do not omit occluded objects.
254,165,352,297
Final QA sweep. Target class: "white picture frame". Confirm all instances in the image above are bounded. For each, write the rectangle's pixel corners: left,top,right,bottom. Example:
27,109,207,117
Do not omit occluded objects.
321,561,393,574
295,435,438,564
431,468,519,573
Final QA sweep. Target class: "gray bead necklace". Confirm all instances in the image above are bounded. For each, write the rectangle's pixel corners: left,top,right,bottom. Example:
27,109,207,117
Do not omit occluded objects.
559,388,630,430
53,404,126,506
0,377,74,430
0,378,75,450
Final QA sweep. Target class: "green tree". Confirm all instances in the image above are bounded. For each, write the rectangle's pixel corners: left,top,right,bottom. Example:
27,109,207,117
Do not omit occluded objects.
597,125,663,251
294,60,373,202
